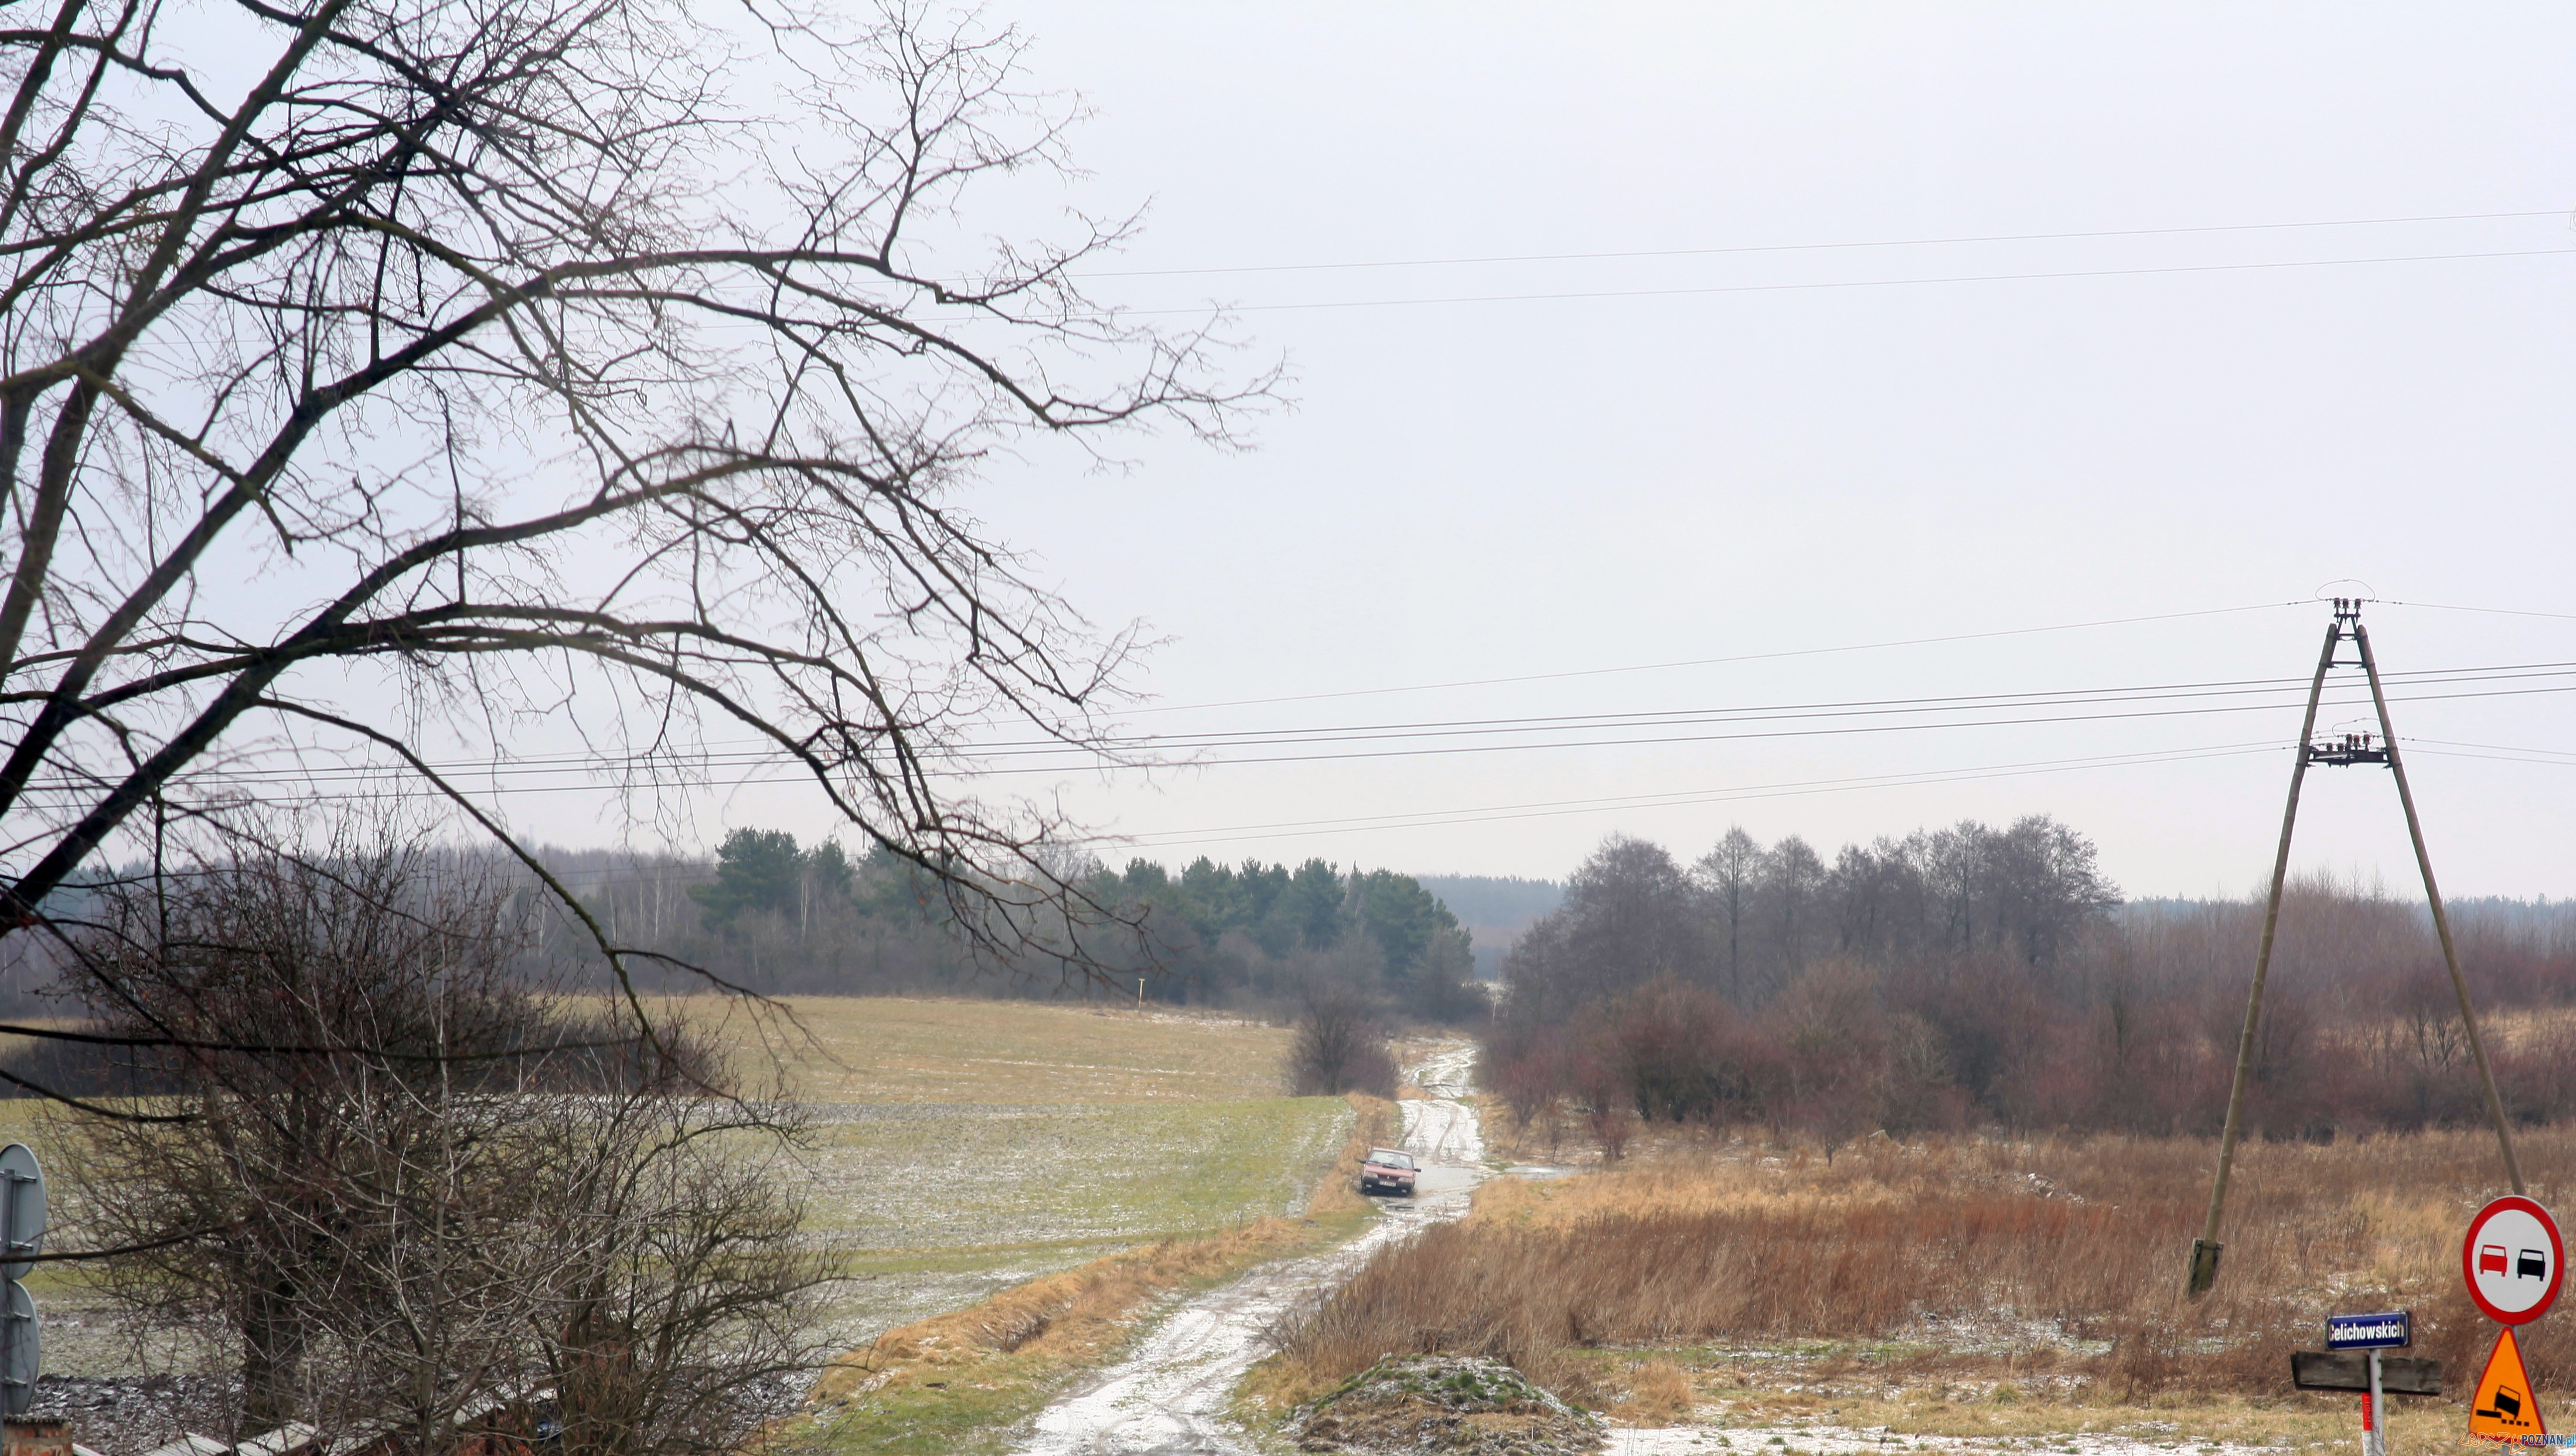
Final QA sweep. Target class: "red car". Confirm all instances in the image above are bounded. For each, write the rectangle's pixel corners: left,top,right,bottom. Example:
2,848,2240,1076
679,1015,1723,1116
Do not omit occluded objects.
1359,1148,1418,1197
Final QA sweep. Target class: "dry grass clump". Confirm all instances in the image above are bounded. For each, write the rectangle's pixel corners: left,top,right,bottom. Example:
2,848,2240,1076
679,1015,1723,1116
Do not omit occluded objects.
1616,1359,1696,1423
810,1216,1314,1404
1280,1124,2576,1407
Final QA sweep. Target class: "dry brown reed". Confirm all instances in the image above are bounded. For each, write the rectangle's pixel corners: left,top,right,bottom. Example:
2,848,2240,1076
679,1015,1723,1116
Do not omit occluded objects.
1617,1359,1696,1421
812,1215,1318,1401
1281,1124,2576,1406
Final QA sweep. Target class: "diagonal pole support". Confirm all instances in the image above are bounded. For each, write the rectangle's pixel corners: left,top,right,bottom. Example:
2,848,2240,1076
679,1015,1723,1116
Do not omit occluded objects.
2189,616,2339,1298
2354,619,2524,1196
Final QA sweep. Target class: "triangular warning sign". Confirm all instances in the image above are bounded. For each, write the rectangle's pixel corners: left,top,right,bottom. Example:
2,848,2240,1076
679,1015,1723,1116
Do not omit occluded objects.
2472,1327,2549,1440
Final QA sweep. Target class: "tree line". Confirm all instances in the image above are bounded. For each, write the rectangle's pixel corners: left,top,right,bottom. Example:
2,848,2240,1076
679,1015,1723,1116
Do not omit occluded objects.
1487,817,2576,1153
512,832,1487,1023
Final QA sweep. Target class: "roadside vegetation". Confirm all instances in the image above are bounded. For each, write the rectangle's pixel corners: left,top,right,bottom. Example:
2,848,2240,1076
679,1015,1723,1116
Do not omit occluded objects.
35,841,821,1456
1267,1121,2574,1447
1488,822,2576,1153
18,973,1374,1455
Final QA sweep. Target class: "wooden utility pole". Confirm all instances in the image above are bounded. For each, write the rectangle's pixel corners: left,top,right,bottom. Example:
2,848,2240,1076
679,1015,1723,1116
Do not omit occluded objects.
2353,617,2523,1195
2188,599,2520,1298
2191,614,2339,1298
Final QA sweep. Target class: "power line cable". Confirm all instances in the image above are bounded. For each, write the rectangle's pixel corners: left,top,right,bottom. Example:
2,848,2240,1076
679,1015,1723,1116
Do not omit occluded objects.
2407,737,2576,760
15,667,2574,809
2386,600,2576,623
984,681,2576,773
1120,740,2287,845
1028,661,2576,756
1123,744,2290,851
18,658,2567,790
1115,599,2309,715
22,605,2576,813
1117,247,2576,318
1081,209,2572,280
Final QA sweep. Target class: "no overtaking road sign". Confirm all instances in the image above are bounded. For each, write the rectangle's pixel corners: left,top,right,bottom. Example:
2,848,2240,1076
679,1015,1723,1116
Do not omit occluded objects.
2464,1196,2564,1326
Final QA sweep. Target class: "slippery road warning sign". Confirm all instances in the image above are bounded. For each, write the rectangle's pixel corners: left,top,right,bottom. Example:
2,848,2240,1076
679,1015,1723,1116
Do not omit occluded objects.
2464,1196,2565,1325
2471,1328,2548,1440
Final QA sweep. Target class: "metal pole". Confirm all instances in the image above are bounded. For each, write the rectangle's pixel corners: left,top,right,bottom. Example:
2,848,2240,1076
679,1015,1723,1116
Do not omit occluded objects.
2190,617,2340,1298
2364,1349,2384,1456
2354,619,2526,1195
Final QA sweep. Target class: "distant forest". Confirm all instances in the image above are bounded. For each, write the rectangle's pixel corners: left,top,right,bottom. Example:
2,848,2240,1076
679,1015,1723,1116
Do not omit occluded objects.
1485,818,2576,1144
503,836,1490,1022
1410,875,1564,979
18,819,2575,1095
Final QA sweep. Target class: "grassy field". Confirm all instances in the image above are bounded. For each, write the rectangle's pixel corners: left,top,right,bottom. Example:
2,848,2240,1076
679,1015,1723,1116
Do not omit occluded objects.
799,1094,1350,1342
703,995,1348,1342
10,995,1354,1379
788,1096,1405,1456
715,995,1296,1103
1270,1120,2575,1452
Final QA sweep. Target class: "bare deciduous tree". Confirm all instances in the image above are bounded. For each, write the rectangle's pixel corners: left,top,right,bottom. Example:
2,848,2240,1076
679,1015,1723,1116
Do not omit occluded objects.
1694,825,1761,999
0,0,1266,1039
1287,975,1396,1099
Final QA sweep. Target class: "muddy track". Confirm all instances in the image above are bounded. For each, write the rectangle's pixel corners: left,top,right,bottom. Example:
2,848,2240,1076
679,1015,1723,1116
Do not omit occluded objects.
1013,1045,1494,1455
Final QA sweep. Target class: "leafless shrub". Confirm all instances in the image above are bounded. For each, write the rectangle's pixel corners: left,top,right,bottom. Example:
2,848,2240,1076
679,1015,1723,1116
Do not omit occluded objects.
1287,981,1398,1098
1585,1102,1635,1163
64,838,823,1454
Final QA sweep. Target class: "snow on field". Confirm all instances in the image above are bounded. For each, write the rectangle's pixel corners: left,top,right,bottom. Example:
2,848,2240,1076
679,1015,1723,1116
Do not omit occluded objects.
1608,1424,2293,1456
798,1094,1353,1348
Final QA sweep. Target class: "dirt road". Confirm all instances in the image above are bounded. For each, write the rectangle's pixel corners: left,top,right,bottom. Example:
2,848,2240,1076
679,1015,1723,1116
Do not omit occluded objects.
1013,1045,1494,1455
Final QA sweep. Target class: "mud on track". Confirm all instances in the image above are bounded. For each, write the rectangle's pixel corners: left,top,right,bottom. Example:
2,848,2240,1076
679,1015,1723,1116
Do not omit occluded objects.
1013,1045,1516,1456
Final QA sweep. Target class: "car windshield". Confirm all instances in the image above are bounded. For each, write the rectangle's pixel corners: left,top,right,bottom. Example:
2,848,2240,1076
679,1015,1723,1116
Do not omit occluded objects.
1371,1151,1415,1169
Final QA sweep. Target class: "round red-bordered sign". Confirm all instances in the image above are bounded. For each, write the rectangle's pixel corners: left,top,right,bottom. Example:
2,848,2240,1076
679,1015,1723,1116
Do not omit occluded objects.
2463,1196,2565,1325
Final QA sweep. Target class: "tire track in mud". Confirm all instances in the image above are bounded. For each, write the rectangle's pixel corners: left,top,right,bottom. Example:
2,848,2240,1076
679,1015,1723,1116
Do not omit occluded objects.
1013,1045,1507,1456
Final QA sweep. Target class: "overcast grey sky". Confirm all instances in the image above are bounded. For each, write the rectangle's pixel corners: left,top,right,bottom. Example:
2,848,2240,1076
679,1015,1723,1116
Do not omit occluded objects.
690,3,2576,899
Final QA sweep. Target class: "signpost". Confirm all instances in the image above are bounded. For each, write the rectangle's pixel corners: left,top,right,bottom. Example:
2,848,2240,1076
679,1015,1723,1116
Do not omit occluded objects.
2295,1312,2427,1456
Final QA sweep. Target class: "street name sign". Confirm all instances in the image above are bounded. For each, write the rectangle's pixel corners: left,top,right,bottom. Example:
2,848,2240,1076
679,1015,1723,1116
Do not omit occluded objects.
2464,1196,2565,1326
2327,1311,2410,1350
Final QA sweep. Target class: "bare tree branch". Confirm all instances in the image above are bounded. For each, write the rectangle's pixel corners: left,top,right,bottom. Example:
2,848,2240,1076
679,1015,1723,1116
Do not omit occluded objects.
0,0,1269,1063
